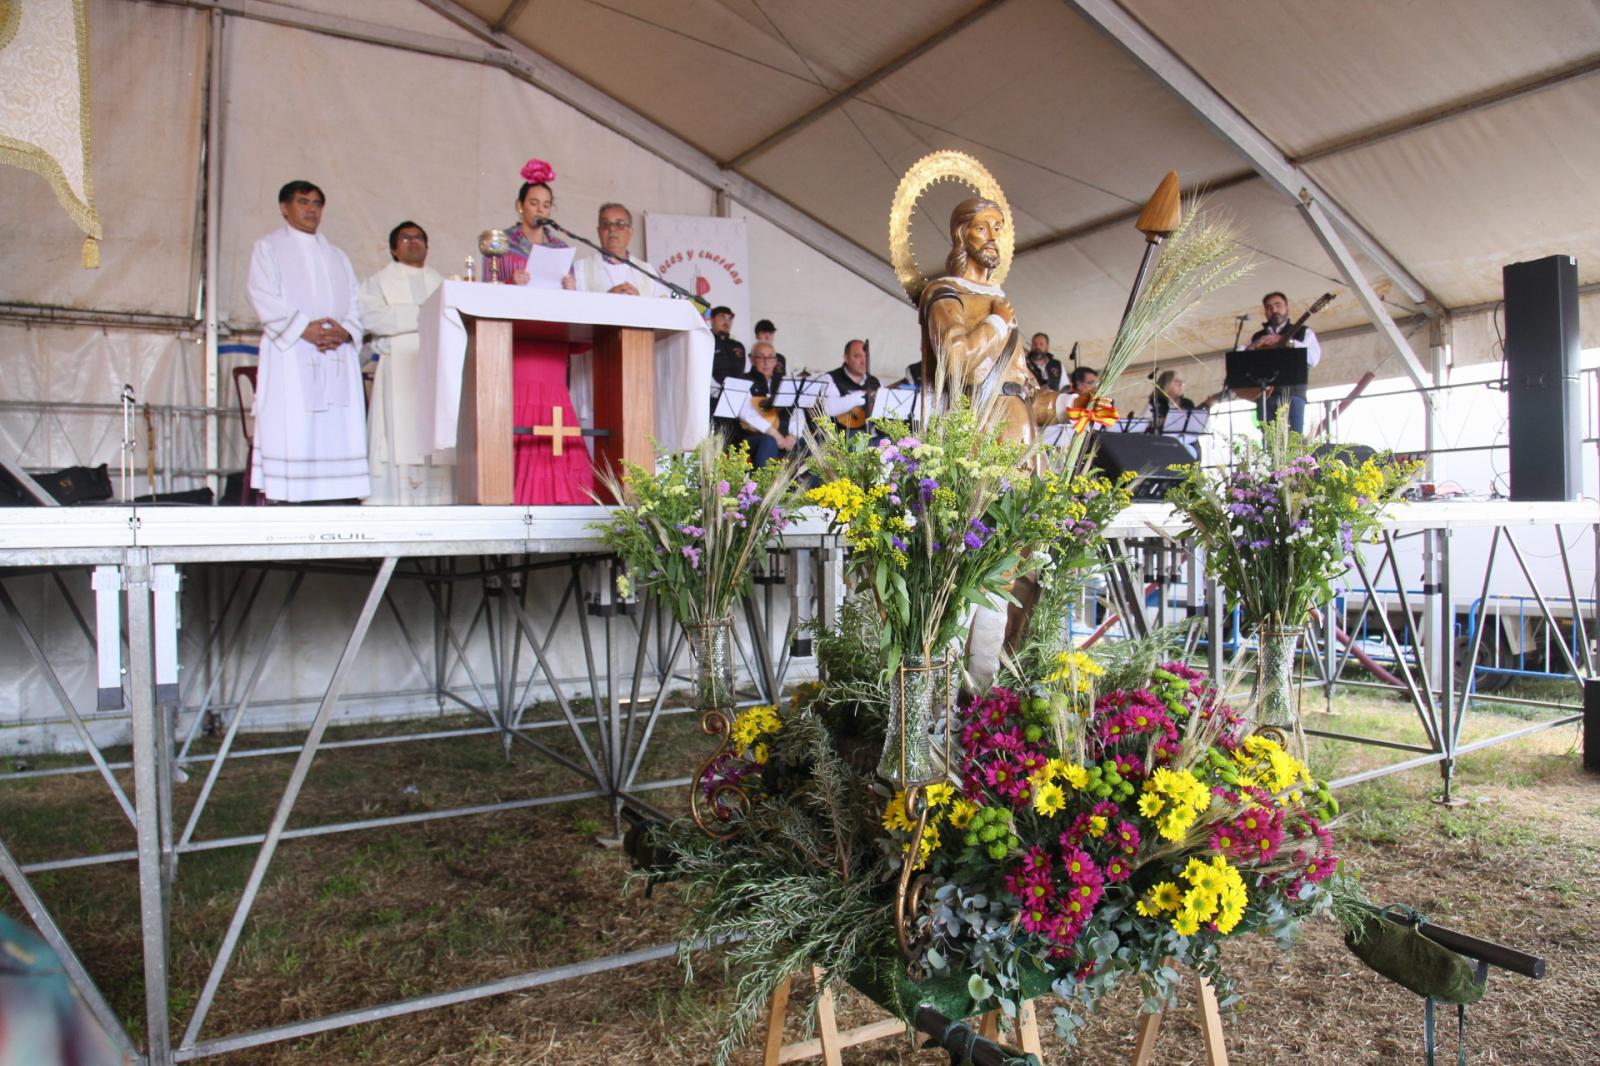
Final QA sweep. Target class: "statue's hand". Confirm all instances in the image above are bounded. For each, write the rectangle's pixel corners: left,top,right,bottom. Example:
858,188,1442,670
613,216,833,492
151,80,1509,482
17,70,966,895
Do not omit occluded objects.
991,299,1016,328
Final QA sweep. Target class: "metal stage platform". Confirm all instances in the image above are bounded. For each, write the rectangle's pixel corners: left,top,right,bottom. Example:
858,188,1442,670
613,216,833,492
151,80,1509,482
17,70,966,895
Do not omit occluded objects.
1,498,1596,1065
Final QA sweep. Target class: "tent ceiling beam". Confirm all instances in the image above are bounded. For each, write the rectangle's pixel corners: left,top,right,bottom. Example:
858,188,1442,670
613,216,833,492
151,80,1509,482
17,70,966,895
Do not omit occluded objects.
1300,199,1432,392
1015,169,1256,257
722,0,1014,170
415,0,905,300
1292,53,1600,167
491,0,532,34
1061,0,1437,314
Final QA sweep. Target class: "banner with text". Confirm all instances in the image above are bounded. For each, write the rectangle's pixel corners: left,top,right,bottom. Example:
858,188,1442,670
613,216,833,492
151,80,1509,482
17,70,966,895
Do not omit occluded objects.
645,213,750,343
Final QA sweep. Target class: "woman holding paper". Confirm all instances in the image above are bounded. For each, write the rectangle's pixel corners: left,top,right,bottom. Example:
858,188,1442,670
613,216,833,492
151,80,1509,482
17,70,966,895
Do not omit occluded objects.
497,158,592,503
498,160,577,290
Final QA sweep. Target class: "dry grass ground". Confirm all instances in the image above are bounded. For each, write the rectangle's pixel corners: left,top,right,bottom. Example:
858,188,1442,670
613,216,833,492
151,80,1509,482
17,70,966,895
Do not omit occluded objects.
2,684,1597,1065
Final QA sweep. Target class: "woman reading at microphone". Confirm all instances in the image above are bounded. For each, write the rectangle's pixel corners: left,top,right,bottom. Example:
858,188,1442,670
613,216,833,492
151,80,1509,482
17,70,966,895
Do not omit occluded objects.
494,158,591,504
496,160,577,289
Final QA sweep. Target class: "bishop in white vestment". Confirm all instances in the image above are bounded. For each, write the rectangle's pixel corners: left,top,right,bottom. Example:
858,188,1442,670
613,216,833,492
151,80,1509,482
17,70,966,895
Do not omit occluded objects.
360,222,451,504
247,184,370,502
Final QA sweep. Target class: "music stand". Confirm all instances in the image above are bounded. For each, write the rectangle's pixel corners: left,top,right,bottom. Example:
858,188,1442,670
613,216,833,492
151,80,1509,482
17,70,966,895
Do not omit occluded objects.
712,377,753,420
1104,415,1151,434
874,387,921,422
1225,349,1308,394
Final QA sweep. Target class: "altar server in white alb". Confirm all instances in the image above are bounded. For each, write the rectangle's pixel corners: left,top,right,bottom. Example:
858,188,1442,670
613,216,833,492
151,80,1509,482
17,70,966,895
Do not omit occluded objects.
247,180,370,502
359,220,451,504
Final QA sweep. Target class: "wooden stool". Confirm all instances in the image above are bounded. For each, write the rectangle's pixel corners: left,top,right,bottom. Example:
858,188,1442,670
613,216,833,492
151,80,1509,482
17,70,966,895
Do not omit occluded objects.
764,966,1044,1065
1129,970,1229,1066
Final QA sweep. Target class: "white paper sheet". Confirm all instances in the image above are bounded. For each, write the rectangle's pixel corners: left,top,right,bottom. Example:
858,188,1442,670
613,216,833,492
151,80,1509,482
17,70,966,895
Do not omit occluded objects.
713,377,753,419
525,245,576,291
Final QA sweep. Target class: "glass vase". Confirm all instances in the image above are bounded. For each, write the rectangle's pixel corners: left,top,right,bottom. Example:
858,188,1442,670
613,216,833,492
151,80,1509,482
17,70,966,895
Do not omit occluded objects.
687,616,735,710
878,652,954,787
1252,624,1303,730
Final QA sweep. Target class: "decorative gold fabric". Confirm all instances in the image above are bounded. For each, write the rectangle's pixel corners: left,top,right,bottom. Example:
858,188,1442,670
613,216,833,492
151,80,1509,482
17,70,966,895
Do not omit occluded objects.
0,0,101,266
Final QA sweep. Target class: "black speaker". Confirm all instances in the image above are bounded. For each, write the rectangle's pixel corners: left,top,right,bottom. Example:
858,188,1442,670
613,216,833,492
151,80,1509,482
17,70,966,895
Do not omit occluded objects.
1092,433,1195,500
1505,255,1580,501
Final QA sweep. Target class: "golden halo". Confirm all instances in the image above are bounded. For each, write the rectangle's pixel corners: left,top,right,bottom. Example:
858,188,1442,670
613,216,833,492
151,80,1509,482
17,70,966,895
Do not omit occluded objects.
889,150,1013,304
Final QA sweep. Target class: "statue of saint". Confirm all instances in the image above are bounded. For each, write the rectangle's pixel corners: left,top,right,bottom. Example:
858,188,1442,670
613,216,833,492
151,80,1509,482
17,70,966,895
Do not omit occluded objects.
919,198,1064,444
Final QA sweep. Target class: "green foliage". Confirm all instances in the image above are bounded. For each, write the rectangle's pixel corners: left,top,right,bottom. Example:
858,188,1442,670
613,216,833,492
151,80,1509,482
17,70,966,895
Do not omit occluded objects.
646,707,897,1066
1166,415,1418,629
592,435,800,625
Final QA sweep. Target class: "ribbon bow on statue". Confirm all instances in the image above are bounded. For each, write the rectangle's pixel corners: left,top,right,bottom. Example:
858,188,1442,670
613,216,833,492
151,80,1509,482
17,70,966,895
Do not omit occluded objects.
1064,394,1119,432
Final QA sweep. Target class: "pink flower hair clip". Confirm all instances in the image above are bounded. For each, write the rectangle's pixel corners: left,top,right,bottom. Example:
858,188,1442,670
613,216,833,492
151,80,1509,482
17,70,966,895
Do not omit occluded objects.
520,158,556,184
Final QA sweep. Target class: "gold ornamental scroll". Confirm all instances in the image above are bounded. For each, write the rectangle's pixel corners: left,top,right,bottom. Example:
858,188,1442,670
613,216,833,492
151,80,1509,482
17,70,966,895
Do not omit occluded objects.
0,0,102,267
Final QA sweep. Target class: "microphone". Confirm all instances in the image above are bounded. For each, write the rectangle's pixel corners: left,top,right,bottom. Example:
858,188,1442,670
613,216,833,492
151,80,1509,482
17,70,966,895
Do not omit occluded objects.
1235,313,1250,322
532,217,558,230
1067,341,1079,366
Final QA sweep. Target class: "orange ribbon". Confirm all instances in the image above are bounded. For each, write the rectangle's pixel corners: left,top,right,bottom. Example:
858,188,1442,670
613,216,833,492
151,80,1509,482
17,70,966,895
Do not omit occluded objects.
1064,396,1119,432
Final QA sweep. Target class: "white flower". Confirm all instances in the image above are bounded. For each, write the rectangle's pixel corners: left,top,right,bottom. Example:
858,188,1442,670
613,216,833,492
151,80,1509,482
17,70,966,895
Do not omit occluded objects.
902,513,917,529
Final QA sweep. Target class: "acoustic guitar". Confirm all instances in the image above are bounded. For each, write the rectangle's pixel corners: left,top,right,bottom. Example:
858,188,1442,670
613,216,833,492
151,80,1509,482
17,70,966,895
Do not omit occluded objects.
1230,292,1334,402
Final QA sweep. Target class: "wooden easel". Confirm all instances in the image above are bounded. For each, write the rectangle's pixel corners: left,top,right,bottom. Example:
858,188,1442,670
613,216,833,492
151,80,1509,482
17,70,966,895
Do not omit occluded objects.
763,967,1042,1065
1129,970,1229,1066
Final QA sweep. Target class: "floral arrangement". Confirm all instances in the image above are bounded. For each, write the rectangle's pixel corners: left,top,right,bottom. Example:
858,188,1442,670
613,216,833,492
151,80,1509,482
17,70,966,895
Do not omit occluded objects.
1166,416,1417,632
643,631,1343,1062
592,437,798,626
891,646,1340,1039
805,404,1115,677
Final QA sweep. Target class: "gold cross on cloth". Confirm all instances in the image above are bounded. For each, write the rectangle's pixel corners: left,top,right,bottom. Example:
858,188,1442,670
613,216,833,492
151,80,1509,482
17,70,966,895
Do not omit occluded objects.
531,406,583,456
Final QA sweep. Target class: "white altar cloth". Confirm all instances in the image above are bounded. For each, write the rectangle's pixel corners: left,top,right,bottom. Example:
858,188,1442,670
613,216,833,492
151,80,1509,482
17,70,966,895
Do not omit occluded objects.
417,282,712,456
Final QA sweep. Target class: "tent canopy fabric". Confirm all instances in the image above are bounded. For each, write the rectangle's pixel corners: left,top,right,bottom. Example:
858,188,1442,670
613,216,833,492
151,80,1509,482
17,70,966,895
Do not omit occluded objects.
450,0,1600,357
2,0,1596,382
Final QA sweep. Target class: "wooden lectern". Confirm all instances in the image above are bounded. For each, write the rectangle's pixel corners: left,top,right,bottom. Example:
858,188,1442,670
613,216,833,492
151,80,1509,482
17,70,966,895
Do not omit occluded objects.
418,283,709,506
454,316,656,505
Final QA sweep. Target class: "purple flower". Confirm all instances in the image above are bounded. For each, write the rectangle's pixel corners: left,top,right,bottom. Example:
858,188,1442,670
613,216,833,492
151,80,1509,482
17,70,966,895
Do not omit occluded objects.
892,535,908,552
919,478,939,502
716,479,730,497
681,545,702,570
898,436,922,450
964,532,984,551
677,523,706,538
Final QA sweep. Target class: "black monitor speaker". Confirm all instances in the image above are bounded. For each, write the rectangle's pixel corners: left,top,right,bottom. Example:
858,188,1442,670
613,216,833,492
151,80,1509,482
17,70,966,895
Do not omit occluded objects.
1092,433,1195,500
1504,255,1580,502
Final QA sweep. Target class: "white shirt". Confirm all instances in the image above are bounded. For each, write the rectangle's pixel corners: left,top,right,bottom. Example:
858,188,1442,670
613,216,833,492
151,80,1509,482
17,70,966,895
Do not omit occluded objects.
819,367,873,418
574,252,664,298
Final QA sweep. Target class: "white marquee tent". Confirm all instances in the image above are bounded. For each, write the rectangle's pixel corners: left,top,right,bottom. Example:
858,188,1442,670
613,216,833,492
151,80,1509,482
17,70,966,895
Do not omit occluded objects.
3,0,1600,745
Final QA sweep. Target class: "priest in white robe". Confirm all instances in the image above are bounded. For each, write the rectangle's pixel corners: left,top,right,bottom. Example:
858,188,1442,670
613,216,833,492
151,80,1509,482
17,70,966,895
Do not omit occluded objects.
360,221,451,504
247,181,370,502
570,201,666,431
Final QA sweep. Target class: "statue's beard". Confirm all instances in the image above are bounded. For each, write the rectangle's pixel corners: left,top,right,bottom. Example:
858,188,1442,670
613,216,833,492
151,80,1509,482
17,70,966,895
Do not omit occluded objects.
971,243,1000,271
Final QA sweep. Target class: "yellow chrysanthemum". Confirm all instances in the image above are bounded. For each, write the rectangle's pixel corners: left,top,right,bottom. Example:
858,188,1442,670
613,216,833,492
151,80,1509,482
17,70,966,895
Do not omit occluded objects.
1033,781,1067,818
882,792,915,833
948,798,979,829
924,782,955,808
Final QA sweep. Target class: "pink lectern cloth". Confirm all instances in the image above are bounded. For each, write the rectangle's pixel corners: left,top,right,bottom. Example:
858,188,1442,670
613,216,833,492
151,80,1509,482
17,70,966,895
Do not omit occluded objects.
512,339,594,505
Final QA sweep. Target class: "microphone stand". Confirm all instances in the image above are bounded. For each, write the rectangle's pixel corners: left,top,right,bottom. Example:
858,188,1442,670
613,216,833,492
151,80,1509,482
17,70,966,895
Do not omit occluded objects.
539,218,709,311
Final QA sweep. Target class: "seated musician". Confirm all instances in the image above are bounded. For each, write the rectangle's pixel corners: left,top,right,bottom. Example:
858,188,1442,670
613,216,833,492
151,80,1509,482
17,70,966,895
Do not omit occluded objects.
1146,369,1220,424
1067,364,1099,401
817,338,880,434
737,342,797,468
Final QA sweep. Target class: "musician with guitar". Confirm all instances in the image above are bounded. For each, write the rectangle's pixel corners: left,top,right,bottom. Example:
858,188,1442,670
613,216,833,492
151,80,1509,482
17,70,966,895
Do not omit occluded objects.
736,342,799,468
818,338,882,434
1238,291,1325,433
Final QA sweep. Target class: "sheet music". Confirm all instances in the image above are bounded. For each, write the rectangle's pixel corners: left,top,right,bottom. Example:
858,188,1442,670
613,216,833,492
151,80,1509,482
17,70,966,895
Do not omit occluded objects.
1104,416,1151,434
875,387,920,421
1041,424,1072,448
772,377,827,408
1162,409,1209,436
524,245,576,290
712,377,753,420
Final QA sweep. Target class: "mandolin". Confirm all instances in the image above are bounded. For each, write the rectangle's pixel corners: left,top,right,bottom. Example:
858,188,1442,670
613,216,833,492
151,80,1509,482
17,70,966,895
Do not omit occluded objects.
1231,292,1334,402
836,339,875,430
